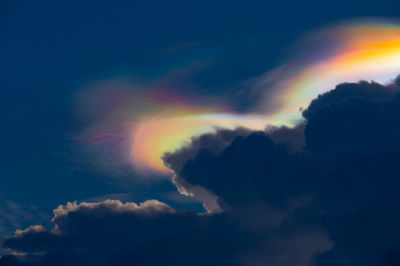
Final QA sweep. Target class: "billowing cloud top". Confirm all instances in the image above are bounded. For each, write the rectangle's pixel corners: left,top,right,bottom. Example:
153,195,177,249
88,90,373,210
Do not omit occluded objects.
255,19,400,116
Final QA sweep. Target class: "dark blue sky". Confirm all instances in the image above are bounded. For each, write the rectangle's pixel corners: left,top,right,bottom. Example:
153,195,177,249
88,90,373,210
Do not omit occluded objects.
1,0,400,262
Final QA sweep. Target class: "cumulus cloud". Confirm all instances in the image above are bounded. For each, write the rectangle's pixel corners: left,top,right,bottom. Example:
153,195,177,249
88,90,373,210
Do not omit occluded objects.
52,199,174,219
3,200,175,254
0,198,332,266
2,77,400,266
163,127,253,212
0,199,49,256
1,200,254,266
165,77,400,266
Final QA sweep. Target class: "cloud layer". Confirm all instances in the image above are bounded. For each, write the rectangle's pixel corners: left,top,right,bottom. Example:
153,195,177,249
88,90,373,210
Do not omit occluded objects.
2,78,400,265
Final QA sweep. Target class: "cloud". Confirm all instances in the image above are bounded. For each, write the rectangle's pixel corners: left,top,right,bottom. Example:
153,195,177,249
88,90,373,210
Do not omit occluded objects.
164,78,400,265
73,19,400,176
1,200,259,266
2,77,400,265
0,198,332,266
163,127,253,212
3,200,175,255
0,199,49,256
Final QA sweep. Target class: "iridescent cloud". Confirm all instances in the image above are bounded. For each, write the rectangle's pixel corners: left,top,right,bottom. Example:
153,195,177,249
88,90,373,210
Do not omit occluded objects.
131,110,274,173
79,18,400,174
257,19,400,121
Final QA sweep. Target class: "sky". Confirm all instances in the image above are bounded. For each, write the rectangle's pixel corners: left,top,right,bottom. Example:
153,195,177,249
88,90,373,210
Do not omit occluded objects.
1,0,400,265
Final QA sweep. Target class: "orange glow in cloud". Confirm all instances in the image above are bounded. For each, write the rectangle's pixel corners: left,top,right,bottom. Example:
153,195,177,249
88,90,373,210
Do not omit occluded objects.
131,20,400,173
131,109,273,173
70,19,400,174
260,20,400,119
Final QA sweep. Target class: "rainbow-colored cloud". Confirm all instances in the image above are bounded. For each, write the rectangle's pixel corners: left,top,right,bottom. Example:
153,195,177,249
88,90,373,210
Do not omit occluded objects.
78,18,400,174
257,19,400,118
132,110,274,173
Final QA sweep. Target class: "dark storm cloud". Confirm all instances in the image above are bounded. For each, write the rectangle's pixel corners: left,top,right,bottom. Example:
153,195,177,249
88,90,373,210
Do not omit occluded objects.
0,199,332,266
303,81,400,156
165,78,400,266
2,77,400,266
